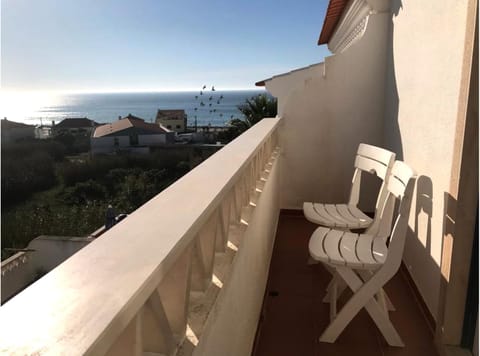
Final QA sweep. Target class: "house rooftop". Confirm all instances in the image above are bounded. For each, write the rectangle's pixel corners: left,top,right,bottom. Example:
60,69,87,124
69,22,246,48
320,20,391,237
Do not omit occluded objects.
1,118,35,129
55,117,100,128
93,114,168,138
317,0,349,45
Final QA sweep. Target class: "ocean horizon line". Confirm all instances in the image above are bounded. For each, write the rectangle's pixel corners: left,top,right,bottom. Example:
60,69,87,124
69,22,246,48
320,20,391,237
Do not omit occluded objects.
0,89,268,127
1,87,265,95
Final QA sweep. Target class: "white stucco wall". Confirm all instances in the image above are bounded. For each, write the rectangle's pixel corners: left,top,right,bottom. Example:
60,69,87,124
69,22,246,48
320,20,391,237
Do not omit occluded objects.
262,0,474,322
267,12,390,211
383,0,474,319
91,134,167,154
139,134,167,145
1,236,93,303
91,136,129,154
157,118,185,132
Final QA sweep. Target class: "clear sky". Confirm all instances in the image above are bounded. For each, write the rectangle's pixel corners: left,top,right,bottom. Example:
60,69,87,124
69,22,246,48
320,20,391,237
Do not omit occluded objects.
1,0,330,92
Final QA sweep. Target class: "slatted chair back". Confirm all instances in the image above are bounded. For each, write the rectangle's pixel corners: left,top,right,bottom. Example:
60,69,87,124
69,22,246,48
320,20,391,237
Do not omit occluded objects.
349,144,396,236
375,161,416,276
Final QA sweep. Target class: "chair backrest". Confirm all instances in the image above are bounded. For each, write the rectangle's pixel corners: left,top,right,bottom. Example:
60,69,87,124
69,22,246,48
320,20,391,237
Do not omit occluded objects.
349,144,396,235
376,161,416,275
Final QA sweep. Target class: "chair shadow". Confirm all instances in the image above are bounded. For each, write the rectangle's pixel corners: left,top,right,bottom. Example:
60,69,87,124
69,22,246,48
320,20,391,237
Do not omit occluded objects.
414,175,433,251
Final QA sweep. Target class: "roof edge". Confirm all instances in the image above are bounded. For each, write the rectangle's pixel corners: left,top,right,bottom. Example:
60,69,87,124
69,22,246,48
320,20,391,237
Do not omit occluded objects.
318,0,349,45
255,62,324,87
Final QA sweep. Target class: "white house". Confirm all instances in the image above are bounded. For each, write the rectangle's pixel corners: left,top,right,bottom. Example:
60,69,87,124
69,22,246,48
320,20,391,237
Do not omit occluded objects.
91,114,174,154
155,109,187,133
1,118,36,143
53,117,100,136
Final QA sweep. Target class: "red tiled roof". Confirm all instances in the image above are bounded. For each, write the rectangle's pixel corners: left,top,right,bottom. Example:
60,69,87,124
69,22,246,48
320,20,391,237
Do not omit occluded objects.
55,118,100,128
318,0,349,45
1,119,35,129
93,114,168,138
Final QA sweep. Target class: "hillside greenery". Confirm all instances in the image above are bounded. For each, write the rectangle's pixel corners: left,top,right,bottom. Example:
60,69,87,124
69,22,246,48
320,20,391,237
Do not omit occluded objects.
1,138,191,260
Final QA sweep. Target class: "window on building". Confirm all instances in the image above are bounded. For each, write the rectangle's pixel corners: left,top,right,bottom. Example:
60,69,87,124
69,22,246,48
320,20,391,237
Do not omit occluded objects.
114,137,119,146
176,125,181,129
129,133,139,146
167,125,172,129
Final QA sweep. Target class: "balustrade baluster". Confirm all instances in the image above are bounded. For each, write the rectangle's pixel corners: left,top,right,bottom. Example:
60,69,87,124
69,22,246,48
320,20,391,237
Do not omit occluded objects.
191,213,218,291
158,246,193,340
141,289,176,355
215,200,231,252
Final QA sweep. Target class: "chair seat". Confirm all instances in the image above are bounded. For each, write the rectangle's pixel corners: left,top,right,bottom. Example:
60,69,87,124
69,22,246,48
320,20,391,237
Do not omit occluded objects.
303,202,373,229
309,226,387,269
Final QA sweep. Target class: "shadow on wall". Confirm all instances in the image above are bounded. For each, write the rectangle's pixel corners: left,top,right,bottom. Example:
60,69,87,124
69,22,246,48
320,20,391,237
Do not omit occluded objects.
384,0,404,160
435,193,458,341
415,175,433,252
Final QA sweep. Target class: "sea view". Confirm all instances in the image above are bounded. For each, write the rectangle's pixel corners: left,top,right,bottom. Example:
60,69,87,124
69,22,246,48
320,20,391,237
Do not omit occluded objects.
0,89,266,127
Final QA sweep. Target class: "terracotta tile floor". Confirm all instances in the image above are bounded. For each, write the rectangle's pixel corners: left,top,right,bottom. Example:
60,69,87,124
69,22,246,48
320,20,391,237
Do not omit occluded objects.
253,213,439,356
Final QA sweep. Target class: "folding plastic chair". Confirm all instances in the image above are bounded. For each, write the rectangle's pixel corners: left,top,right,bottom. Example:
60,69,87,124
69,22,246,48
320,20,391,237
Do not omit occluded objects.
303,143,395,235
309,161,416,347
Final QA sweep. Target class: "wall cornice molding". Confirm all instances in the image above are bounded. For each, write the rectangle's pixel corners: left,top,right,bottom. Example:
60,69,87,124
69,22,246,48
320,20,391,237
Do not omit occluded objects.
328,0,372,53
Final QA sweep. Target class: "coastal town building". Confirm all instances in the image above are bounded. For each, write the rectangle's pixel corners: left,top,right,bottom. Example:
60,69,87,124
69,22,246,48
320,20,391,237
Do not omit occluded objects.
155,109,187,132
1,118,36,143
90,114,174,154
0,1,476,356
52,117,100,136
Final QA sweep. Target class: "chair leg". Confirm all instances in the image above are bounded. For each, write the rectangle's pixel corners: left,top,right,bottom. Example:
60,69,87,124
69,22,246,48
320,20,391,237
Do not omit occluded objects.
322,265,348,303
357,270,395,311
319,267,404,347
329,275,337,321
323,277,348,303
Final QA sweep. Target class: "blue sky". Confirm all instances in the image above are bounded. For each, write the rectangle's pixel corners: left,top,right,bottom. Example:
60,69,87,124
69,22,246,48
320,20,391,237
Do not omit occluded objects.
1,0,330,92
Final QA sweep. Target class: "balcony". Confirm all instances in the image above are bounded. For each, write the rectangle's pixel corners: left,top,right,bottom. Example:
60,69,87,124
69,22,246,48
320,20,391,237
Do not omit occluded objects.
0,118,283,355
0,116,445,356
1,0,477,354
0,102,476,356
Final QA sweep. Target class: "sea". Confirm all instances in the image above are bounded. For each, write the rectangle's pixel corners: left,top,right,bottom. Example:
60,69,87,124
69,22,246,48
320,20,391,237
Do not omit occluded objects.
0,89,267,127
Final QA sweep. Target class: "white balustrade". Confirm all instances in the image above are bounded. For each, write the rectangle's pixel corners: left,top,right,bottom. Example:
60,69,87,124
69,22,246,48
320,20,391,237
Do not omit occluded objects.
0,117,282,356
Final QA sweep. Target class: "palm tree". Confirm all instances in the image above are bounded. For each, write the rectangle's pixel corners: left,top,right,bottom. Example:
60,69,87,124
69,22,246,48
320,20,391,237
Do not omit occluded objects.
237,94,277,128
217,94,278,143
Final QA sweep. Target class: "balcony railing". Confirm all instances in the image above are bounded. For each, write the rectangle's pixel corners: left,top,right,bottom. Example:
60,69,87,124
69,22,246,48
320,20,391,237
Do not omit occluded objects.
0,117,282,355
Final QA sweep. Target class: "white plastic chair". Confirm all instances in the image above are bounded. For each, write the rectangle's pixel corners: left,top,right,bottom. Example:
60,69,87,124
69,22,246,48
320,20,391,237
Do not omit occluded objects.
309,161,416,347
303,144,395,234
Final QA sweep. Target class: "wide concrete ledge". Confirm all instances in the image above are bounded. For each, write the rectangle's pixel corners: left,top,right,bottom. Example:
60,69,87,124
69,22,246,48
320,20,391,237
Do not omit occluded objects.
0,117,282,356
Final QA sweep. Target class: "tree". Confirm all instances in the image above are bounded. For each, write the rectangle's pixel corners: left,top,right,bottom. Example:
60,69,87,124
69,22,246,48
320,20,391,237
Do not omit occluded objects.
219,94,278,142
238,93,278,127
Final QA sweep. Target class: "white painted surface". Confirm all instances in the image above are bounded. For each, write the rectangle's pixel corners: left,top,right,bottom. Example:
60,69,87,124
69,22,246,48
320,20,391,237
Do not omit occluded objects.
91,134,167,154
1,236,93,304
266,12,389,212
383,0,472,319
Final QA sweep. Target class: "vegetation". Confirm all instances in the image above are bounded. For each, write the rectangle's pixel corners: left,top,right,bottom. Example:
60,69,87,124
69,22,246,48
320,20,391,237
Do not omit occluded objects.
1,93,274,260
2,140,65,207
1,138,192,260
218,94,278,142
